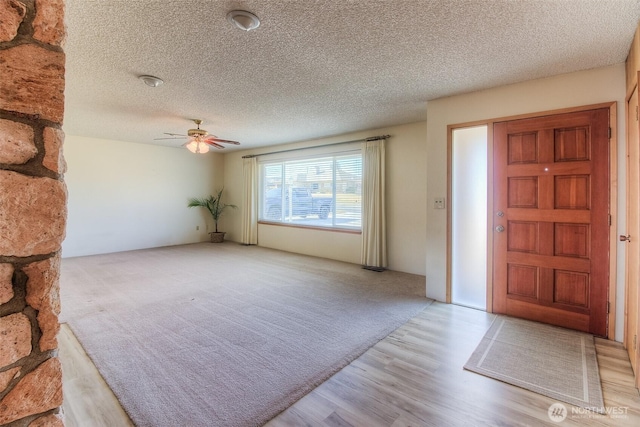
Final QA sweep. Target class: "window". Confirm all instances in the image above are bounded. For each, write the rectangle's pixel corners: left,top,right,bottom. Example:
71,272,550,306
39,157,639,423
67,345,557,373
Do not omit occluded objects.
259,152,362,230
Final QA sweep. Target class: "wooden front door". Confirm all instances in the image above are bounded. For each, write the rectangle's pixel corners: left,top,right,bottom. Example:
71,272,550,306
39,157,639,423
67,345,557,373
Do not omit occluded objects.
493,108,610,337
625,85,639,377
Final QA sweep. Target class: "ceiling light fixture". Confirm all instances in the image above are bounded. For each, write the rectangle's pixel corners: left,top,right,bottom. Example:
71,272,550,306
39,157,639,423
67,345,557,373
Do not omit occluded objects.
185,137,210,154
138,75,164,87
227,10,260,31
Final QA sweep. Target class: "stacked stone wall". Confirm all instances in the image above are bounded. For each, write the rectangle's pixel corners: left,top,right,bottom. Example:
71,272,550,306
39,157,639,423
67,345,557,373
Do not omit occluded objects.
0,0,66,426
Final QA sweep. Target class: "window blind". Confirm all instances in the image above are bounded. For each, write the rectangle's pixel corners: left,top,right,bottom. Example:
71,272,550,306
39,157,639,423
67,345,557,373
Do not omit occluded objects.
259,152,362,230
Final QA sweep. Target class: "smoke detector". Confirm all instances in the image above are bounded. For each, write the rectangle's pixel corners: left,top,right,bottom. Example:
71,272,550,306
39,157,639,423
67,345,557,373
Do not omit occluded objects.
138,75,163,87
227,10,260,31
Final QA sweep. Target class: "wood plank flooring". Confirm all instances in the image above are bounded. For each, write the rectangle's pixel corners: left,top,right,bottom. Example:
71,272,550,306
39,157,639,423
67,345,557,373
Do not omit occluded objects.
60,302,640,427
59,324,134,427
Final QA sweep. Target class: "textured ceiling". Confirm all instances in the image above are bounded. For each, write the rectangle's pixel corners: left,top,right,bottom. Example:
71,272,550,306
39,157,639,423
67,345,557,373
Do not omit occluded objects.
63,0,640,151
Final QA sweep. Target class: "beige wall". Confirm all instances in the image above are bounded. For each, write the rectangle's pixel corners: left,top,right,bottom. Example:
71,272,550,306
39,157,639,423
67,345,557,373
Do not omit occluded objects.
223,121,428,275
62,135,225,257
425,64,627,340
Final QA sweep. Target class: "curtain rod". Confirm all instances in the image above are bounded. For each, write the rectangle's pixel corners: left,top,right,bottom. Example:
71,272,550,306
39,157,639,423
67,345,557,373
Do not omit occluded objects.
241,135,390,159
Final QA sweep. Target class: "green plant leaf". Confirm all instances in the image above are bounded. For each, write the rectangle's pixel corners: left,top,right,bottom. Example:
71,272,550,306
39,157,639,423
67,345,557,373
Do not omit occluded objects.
187,189,236,233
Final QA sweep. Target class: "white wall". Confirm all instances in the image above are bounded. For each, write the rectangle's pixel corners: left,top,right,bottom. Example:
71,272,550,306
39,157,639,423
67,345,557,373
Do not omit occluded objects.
223,121,428,275
62,135,224,257
425,64,627,341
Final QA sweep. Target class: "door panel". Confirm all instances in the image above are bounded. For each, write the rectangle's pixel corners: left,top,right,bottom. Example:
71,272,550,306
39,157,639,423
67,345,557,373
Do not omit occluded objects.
493,108,610,337
625,86,639,376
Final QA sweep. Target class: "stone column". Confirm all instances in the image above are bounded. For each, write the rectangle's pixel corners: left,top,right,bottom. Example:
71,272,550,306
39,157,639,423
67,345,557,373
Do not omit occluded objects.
0,0,67,426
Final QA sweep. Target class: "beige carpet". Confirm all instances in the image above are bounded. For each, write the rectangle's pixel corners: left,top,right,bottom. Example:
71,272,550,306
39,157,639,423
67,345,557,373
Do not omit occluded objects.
464,315,604,412
60,243,430,427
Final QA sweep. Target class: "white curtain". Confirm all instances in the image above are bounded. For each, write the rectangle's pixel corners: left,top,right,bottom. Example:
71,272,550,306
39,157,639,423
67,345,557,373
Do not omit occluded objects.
361,139,387,269
241,157,258,245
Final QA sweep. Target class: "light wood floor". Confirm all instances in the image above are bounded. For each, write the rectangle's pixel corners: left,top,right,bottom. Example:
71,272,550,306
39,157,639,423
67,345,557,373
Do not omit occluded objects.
59,324,135,427
60,302,640,427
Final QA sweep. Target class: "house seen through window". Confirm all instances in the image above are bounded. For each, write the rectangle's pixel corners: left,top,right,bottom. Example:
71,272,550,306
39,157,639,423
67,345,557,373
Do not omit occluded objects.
259,152,362,230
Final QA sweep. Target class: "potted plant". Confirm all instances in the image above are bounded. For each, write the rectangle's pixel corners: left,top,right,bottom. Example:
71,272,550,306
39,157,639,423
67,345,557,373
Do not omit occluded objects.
187,188,237,243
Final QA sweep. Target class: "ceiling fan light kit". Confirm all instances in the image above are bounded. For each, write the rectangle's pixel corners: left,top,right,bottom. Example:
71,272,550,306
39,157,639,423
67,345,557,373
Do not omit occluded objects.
227,10,260,31
155,119,240,153
185,139,209,154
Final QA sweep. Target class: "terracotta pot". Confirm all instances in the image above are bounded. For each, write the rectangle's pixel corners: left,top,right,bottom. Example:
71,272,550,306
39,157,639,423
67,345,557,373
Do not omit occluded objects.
209,232,225,243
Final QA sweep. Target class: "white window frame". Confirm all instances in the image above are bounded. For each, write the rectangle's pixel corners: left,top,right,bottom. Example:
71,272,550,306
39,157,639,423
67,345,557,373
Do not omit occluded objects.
258,150,362,231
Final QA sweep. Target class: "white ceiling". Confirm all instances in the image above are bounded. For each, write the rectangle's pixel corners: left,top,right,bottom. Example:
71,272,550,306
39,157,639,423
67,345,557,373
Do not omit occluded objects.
63,0,640,151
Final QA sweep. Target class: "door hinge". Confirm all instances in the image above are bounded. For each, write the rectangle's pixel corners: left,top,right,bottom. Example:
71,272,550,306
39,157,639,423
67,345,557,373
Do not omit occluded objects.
608,214,612,226
634,334,637,350
607,301,610,313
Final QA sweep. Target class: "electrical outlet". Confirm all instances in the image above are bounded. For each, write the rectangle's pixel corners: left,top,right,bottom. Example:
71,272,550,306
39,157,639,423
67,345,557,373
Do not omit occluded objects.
434,197,446,209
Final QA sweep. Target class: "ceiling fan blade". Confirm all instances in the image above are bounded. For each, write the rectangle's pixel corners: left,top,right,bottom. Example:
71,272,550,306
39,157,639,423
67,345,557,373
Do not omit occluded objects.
204,137,240,145
164,132,187,137
203,141,225,149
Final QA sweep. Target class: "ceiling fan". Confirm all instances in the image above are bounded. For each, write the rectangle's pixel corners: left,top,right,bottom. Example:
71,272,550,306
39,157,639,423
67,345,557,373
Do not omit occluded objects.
155,119,240,154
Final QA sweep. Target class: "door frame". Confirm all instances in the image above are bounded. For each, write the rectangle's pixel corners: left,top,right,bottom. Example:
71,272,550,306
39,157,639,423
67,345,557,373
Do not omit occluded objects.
624,77,640,386
446,101,618,339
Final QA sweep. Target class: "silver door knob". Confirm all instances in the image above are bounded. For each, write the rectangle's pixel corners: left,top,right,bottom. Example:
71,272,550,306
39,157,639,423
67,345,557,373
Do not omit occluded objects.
495,225,505,233
620,235,631,242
